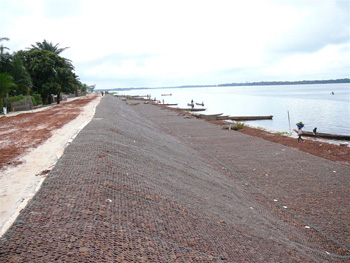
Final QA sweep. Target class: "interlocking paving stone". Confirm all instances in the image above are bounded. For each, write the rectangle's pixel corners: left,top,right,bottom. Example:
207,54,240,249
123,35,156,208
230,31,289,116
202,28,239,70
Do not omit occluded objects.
1,95,349,262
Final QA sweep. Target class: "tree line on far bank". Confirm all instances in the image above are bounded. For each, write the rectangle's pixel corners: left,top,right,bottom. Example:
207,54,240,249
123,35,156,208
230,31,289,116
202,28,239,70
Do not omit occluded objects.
0,37,95,113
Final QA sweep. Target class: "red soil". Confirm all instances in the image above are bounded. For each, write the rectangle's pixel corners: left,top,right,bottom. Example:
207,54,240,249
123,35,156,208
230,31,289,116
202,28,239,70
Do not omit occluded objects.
0,95,98,170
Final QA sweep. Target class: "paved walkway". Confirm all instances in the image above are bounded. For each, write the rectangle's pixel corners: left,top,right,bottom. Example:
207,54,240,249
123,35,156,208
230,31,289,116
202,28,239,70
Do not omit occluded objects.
1,95,349,262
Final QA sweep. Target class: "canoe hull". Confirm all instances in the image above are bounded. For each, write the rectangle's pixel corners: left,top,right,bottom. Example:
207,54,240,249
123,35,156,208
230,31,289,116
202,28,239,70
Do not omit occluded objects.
229,115,273,121
178,108,206,112
302,131,350,141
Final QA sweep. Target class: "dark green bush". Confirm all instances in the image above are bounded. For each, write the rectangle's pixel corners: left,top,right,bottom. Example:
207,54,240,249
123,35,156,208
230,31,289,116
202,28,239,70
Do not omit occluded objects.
31,94,43,106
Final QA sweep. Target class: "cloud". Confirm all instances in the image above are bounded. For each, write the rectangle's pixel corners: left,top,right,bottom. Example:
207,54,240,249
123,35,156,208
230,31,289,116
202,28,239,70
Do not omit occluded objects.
43,0,82,18
259,43,350,80
269,0,350,53
1,0,349,89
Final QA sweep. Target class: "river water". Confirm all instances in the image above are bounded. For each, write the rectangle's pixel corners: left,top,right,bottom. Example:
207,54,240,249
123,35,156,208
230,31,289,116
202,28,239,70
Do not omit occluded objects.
120,83,350,135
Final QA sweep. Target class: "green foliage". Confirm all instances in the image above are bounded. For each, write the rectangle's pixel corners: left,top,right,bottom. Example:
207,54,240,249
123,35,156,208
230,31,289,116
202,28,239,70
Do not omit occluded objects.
0,37,11,73
0,73,16,97
30,40,69,54
1,38,32,96
296,121,304,127
275,131,288,135
31,93,43,105
1,38,95,106
8,53,32,95
20,49,76,103
233,122,244,130
1,94,23,112
6,94,24,103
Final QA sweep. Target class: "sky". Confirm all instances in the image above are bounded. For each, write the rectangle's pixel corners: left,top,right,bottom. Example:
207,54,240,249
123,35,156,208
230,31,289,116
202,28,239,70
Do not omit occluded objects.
1,0,349,89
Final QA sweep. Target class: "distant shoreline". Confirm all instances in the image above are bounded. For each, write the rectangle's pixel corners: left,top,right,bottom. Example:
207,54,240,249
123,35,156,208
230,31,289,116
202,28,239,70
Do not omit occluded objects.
102,78,349,91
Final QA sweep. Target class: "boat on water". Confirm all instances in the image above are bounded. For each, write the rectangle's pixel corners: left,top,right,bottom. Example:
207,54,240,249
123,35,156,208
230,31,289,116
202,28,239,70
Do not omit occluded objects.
229,115,273,121
187,103,194,107
196,102,204,106
161,93,172,96
163,103,178,106
302,131,350,141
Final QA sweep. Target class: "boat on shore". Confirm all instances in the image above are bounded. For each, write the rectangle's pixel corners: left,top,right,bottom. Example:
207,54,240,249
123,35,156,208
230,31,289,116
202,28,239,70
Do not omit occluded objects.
163,103,178,106
302,131,350,141
196,113,223,120
178,108,206,112
216,115,230,120
229,115,273,121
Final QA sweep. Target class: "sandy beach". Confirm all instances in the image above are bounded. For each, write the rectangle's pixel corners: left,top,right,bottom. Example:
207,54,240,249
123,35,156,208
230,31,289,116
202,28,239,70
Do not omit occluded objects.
0,95,349,262
0,94,101,236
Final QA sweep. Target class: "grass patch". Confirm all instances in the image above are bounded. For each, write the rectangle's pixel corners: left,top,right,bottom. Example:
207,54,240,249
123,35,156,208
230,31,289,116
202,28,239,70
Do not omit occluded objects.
275,131,289,135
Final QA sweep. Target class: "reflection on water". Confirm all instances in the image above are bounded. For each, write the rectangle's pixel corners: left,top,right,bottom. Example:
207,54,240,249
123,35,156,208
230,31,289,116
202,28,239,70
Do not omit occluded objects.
121,83,350,135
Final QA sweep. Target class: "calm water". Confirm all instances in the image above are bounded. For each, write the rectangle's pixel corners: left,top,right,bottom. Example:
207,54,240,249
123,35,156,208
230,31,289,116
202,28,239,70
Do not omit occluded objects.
120,83,350,135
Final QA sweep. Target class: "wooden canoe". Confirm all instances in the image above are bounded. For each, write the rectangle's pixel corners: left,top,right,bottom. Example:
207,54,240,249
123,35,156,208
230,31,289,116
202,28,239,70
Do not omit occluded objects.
178,108,206,112
229,115,273,121
216,115,230,120
198,113,223,120
302,131,350,141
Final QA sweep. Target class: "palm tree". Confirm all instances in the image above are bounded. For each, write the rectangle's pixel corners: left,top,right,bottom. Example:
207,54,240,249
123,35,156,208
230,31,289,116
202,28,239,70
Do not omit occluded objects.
0,37,10,56
29,39,69,54
0,37,10,73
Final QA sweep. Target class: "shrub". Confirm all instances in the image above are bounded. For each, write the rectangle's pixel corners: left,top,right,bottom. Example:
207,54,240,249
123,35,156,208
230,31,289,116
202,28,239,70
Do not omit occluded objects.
32,94,43,106
6,95,25,103
233,122,244,130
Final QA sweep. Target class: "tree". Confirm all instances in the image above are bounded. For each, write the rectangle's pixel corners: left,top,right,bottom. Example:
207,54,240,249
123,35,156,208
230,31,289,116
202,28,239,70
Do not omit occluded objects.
29,39,69,55
8,54,32,95
0,38,32,95
0,37,11,73
0,37,10,57
20,49,75,104
0,72,16,96
0,73,17,111
87,84,96,93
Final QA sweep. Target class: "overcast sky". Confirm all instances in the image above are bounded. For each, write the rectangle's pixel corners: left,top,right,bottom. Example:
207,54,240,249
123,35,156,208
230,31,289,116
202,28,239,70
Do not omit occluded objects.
1,0,349,89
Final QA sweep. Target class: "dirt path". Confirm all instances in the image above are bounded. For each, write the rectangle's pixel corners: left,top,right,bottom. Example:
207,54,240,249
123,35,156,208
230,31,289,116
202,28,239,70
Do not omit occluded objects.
0,94,101,235
0,94,99,169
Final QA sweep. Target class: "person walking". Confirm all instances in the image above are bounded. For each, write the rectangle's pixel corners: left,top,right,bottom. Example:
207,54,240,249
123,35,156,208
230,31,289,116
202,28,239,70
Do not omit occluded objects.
297,126,305,143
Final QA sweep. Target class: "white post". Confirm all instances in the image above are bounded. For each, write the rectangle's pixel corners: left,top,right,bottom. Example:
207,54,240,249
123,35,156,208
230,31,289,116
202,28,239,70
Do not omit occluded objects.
288,110,291,134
